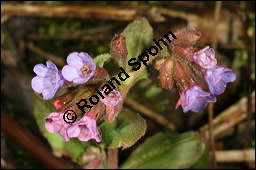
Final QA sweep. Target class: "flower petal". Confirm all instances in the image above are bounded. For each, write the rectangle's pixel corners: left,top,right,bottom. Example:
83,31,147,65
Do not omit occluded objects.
222,70,236,83
77,126,91,142
42,85,57,100
46,60,58,71
33,64,55,77
62,65,81,82
59,128,70,142
204,66,236,95
56,70,66,87
176,85,216,113
45,120,62,133
66,52,84,68
73,76,91,84
67,125,81,138
78,52,93,63
31,76,45,93
193,46,217,69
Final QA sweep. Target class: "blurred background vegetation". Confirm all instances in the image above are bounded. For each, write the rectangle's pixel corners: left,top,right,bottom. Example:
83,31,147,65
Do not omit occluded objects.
1,1,255,169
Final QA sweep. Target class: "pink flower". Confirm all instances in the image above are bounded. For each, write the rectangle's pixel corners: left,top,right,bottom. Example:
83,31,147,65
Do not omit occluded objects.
31,61,65,100
175,85,216,113
62,52,96,84
204,66,236,95
44,112,71,141
100,89,122,107
67,114,101,142
193,46,217,69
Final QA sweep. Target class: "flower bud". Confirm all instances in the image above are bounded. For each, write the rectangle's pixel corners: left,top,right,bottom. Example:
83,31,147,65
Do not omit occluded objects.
154,58,165,70
173,27,201,44
157,57,174,89
193,46,216,69
110,34,128,67
173,59,196,92
170,43,194,62
89,66,108,84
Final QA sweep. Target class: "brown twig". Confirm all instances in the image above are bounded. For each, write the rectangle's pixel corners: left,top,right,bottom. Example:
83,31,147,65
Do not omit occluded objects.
215,149,255,163
208,1,222,169
1,110,74,169
107,149,118,169
1,3,165,22
27,43,66,67
124,97,176,131
27,33,108,41
200,91,255,139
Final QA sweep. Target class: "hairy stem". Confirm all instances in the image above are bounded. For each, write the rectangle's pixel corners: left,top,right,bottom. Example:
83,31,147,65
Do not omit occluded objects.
107,148,118,169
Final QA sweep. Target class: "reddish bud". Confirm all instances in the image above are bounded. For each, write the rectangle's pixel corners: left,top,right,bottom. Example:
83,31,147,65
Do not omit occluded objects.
173,28,201,44
104,102,122,123
154,58,166,70
173,59,196,92
170,43,195,62
53,99,64,110
110,34,128,67
89,66,108,84
158,57,174,89
103,89,123,123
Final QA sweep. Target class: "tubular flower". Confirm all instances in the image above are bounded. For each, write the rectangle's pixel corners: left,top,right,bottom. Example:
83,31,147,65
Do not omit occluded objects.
31,61,65,100
45,112,71,141
62,52,96,84
175,85,217,113
204,66,236,95
67,114,101,142
100,89,122,107
192,46,217,69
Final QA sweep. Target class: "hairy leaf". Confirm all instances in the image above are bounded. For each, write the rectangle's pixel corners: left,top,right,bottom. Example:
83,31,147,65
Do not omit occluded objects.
122,17,153,72
121,131,205,169
99,109,146,149
93,53,111,67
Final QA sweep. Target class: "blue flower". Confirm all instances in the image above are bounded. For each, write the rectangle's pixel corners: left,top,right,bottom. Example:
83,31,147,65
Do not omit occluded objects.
62,52,96,84
176,85,216,113
204,66,236,95
31,61,65,100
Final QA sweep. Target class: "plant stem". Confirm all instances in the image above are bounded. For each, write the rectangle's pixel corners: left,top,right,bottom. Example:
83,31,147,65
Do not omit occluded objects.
107,148,118,169
208,1,222,169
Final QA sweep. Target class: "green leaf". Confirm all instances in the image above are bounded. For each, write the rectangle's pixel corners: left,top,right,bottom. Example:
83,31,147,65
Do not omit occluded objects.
190,145,211,169
135,68,149,83
99,109,146,149
122,17,153,72
93,53,111,67
33,93,89,164
120,131,205,169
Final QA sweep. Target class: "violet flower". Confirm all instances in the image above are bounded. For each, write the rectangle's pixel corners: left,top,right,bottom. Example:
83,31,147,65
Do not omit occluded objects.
62,52,96,84
45,112,71,142
193,46,217,69
175,85,216,113
204,66,236,95
31,61,65,100
67,114,101,142
100,89,122,107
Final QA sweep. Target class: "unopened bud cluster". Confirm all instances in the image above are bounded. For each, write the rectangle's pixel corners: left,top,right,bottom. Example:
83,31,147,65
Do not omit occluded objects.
155,28,236,113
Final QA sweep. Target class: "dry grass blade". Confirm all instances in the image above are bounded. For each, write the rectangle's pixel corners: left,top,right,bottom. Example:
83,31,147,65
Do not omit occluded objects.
200,91,255,139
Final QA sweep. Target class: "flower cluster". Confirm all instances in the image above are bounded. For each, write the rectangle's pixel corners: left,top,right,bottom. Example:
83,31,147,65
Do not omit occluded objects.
156,28,236,113
45,112,101,142
31,52,122,142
